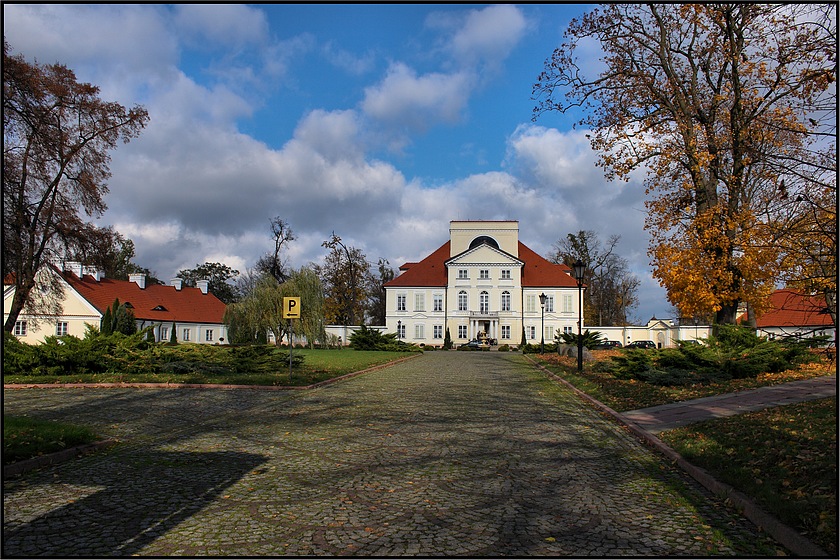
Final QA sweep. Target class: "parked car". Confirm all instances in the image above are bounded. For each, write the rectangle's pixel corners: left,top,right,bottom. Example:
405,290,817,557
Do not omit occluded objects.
677,339,701,347
594,340,623,349
459,339,488,349
626,340,657,349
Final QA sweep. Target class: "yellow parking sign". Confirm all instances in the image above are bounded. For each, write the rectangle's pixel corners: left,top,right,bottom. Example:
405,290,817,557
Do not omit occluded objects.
283,297,301,319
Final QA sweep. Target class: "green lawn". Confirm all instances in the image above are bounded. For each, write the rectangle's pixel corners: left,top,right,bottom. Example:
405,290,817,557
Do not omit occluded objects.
533,350,836,556
660,398,837,557
3,415,100,465
534,349,833,411
2,348,416,387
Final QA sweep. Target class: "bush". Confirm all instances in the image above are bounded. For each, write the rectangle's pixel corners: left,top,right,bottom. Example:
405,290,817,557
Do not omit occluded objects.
598,324,819,386
498,344,510,352
2,330,304,377
556,329,604,350
349,325,421,352
521,342,557,354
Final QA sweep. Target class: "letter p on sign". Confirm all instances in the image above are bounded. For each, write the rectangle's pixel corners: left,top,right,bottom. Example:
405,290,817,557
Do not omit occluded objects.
283,297,301,319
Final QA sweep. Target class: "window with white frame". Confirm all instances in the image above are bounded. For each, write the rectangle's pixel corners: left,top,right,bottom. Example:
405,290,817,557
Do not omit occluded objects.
433,294,443,312
564,326,573,335
414,292,425,311
398,324,406,339
458,325,468,339
545,295,555,313
433,325,443,339
479,269,489,280
501,325,511,339
397,294,406,311
56,322,68,336
544,325,553,341
14,321,27,336
501,269,511,280
563,294,573,313
528,326,536,340
525,294,536,313
205,329,214,342
161,326,169,341
183,328,191,341
458,269,468,279
480,291,489,314
458,290,468,311
414,324,424,339
501,291,511,311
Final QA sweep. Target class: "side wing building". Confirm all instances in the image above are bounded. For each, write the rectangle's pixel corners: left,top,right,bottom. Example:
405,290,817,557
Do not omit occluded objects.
4,262,228,344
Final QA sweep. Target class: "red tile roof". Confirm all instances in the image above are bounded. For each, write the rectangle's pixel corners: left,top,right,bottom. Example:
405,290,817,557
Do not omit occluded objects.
383,240,579,288
60,270,227,324
385,242,450,287
756,289,833,328
518,242,579,288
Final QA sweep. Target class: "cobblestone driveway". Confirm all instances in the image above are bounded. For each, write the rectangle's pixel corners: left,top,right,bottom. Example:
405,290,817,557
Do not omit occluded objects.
3,352,778,556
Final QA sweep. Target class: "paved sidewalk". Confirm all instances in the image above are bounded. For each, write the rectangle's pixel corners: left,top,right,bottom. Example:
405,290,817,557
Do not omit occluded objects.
4,353,781,556
621,375,837,433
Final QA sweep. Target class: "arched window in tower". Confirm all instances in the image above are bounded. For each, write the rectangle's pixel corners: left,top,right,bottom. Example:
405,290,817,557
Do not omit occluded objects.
468,236,500,250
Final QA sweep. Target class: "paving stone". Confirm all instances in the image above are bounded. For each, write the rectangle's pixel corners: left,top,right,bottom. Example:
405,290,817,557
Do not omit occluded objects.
4,352,780,556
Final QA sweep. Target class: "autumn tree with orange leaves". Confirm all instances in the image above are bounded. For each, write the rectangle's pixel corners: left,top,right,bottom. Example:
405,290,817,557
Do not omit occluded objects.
533,4,836,326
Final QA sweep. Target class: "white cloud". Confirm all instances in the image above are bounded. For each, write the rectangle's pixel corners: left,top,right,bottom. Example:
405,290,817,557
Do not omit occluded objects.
450,4,529,70
172,4,269,48
361,63,473,130
322,41,377,76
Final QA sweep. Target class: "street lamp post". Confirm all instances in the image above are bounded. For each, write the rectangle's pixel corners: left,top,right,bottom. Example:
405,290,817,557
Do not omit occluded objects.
572,260,586,373
397,320,402,341
539,292,547,354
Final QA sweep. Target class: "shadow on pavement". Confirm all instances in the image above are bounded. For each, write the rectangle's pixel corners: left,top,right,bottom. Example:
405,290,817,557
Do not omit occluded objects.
3,450,266,557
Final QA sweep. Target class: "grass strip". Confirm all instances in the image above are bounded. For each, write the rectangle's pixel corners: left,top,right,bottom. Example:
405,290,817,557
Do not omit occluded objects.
658,398,837,557
535,351,832,411
3,349,414,387
4,415,100,465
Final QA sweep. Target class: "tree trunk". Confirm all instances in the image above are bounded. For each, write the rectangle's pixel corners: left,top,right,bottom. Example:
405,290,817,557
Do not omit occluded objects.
3,283,33,333
715,302,739,325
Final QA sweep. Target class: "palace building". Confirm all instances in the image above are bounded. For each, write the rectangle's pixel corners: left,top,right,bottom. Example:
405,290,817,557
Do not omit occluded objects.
384,221,583,347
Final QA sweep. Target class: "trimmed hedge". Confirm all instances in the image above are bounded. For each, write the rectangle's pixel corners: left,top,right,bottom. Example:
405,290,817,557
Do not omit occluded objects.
3,329,302,377
595,325,823,386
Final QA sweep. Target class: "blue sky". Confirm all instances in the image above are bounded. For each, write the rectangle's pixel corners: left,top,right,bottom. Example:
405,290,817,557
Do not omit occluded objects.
5,3,673,322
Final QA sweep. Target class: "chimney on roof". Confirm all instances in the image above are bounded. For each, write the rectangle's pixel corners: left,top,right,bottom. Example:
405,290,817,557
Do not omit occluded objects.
196,279,209,295
170,278,183,291
129,273,146,289
83,266,104,282
65,261,83,278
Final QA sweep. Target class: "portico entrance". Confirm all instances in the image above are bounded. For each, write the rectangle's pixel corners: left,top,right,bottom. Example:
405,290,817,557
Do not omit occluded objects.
469,312,499,343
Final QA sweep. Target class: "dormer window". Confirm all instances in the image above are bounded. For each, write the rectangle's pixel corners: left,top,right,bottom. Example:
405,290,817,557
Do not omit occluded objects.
152,305,167,311
124,302,134,308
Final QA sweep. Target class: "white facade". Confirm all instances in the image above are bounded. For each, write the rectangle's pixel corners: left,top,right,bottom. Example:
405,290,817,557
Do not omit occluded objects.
597,319,712,348
384,221,583,347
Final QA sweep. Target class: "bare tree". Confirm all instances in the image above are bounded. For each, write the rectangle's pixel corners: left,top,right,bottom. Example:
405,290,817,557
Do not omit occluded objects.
255,217,295,283
550,230,639,326
319,233,373,325
3,41,149,331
